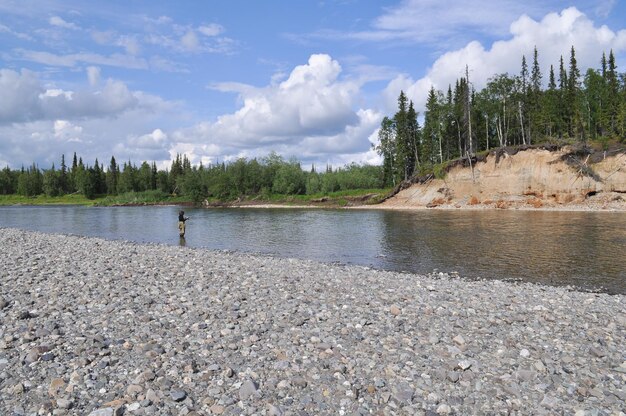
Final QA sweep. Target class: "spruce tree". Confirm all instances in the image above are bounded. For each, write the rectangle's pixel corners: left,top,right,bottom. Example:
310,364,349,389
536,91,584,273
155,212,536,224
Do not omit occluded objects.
568,46,582,140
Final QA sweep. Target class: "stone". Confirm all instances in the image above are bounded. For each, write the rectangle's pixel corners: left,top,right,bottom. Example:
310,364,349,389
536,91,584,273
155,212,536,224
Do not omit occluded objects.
88,409,115,416
589,346,605,358
170,389,187,402
292,376,308,388
146,389,160,404
48,378,65,397
436,404,452,414
267,404,283,415
56,398,73,409
239,379,259,400
452,335,465,345
391,382,414,403
209,404,225,414
390,305,401,316
457,360,472,371
516,370,536,382
127,402,141,411
447,371,460,383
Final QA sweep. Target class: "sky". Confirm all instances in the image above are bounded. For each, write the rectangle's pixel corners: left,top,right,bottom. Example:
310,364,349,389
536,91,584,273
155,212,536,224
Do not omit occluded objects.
1,0,625,170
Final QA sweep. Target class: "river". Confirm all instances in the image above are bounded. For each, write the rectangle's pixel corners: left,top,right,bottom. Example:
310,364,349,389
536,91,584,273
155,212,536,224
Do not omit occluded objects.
0,205,624,294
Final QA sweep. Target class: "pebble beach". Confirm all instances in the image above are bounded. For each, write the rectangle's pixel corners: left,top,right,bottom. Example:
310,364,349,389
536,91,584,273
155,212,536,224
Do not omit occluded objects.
0,228,624,415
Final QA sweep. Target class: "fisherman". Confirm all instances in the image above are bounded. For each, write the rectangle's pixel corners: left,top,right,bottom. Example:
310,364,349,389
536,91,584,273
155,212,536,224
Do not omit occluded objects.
178,210,189,237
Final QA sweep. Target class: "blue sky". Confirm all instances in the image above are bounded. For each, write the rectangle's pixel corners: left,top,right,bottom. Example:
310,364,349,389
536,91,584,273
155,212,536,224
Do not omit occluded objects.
1,0,625,170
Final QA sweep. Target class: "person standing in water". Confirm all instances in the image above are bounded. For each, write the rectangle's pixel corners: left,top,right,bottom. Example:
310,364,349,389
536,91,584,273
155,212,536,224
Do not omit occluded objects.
178,210,189,237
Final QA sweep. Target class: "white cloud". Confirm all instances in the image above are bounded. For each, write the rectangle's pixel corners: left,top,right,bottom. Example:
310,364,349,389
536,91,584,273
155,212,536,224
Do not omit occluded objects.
171,54,380,166
198,24,224,37
86,66,100,86
0,68,172,125
0,23,33,40
49,16,79,30
53,120,83,142
303,0,550,47
0,69,44,123
117,35,141,55
180,30,200,52
594,0,616,18
129,128,168,149
15,49,148,69
384,7,626,114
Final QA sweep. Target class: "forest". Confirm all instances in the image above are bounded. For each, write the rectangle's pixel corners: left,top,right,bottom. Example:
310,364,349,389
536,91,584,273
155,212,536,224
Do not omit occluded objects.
1,46,624,202
376,47,626,186
0,152,384,203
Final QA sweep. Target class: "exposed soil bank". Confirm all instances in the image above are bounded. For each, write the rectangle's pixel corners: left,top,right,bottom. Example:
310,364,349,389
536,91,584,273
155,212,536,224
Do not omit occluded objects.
1,229,624,415
379,145,626,211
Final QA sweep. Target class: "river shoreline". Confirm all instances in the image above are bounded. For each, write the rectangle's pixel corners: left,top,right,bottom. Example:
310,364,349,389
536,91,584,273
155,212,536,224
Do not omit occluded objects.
1,228,624,415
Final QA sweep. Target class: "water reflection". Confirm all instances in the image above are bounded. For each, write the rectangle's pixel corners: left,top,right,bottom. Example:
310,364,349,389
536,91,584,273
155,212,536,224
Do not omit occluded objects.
0,205,624,294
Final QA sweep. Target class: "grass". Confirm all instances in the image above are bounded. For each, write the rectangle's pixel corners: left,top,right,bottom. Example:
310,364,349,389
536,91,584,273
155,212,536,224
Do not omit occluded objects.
0,188,393,208
252,188,392,206
0,193,96,206
94,190,188,206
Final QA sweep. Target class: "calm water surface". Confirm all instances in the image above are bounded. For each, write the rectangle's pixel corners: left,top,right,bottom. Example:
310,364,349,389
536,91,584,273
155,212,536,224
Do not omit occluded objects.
1,206,624,294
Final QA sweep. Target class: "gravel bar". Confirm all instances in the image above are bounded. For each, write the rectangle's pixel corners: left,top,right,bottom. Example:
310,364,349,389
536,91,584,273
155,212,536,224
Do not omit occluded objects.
1,228,624,415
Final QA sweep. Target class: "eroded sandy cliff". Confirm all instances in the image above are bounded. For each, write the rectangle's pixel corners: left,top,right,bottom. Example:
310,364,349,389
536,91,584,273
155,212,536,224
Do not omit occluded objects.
381,146,626,210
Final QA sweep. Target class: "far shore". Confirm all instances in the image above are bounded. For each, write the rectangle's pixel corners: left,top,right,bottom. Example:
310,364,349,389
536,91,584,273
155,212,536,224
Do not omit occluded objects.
222,200,626,212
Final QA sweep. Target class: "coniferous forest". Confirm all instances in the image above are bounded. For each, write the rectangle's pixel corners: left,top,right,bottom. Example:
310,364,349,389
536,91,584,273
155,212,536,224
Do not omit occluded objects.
1,46,625,202
376,47,626,186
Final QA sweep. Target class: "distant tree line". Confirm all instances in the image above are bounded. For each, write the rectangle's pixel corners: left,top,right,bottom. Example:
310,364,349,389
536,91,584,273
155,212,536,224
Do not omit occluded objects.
0,152,385,201
377,46,626,186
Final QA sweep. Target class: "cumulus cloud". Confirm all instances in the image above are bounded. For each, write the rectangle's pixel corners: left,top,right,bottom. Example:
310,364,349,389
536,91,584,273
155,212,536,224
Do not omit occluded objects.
0,68,166,125
53,120,83,142
0,69,44,123
384,7,626,113
113,128,171,162
171,54,380,166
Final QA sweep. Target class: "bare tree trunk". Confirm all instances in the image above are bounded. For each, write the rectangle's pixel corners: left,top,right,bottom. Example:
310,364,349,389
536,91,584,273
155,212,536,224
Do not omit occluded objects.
518,101,526,145
466,65,473,154
485,115,489,151
438,130,443,164
457,122,462,156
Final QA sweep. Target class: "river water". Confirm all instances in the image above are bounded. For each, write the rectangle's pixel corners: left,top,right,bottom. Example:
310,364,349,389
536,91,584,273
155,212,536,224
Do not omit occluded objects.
0,205,624,294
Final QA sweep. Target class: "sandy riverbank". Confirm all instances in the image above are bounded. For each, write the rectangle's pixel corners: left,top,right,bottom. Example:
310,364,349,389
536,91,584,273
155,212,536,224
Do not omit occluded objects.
0,229,624,415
